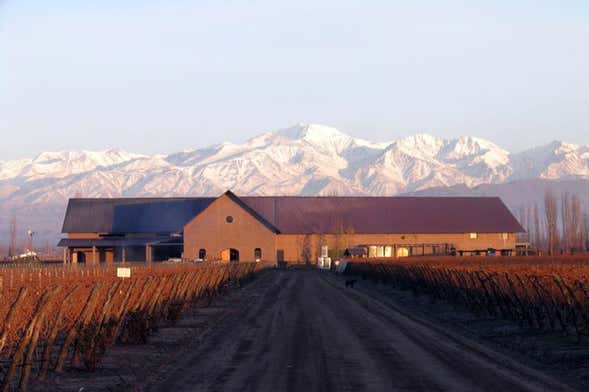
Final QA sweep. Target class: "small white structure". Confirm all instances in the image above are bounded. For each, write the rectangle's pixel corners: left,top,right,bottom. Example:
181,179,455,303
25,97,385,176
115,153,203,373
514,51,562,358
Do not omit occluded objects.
317,245,331,269
18,250,38,259
317,256,331,269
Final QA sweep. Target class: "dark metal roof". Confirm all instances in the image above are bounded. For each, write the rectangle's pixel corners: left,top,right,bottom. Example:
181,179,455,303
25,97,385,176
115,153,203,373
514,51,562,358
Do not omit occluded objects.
345,247,368,256
239,196,524,234
112,199,216,233
61,198,215,233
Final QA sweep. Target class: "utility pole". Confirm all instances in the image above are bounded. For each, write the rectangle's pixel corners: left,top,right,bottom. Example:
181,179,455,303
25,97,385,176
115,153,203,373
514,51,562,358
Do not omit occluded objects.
27,229,34,253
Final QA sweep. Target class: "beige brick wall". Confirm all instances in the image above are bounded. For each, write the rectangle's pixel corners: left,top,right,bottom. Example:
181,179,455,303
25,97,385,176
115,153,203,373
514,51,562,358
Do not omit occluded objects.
276,232,516,263
183,195,277,262
183,195,516,262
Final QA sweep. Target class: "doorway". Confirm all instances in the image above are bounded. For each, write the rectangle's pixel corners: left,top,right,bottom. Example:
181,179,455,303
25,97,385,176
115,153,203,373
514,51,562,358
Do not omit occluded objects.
276,249,286,268
75,251,86,263
221,248,240,262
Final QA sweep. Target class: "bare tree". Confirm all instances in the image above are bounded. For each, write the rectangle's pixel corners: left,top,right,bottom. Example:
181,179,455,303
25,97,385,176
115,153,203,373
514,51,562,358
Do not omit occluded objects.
8,215,17,258
333,221,345,260
518,206,527,234
533,203,542,250
544,190,559,255
560,192,571,253
570,194,582,252
315,233,327,263
582,212,589,252
299,234,312,264
526,205,532,240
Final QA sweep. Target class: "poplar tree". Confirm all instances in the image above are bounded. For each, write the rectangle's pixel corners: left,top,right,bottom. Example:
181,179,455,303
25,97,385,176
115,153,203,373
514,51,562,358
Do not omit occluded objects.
544,190,559,255
533,203,542,251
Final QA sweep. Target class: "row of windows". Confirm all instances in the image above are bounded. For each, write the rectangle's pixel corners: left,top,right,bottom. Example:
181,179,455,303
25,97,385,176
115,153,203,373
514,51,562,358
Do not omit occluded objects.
193,233,511,260
368,246,409,258
197,248,262,260
469,233,510,240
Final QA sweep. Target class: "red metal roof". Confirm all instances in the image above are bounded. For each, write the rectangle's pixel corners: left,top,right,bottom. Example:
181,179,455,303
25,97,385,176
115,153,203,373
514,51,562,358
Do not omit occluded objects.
239,196,524,234
60,193,524,236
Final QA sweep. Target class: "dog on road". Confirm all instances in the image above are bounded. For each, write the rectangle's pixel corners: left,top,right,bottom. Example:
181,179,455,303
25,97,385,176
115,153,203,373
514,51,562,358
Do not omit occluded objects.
345,279,357,288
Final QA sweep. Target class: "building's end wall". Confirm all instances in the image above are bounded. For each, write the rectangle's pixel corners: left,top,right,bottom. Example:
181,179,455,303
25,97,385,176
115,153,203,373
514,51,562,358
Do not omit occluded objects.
183,195,277,262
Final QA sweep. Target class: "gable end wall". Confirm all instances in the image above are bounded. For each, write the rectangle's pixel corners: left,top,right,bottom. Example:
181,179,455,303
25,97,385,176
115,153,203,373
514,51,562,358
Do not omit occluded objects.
183,195,277,261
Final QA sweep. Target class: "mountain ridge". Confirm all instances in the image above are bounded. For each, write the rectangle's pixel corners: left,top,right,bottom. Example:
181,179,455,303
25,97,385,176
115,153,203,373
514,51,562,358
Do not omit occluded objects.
1,123,588,245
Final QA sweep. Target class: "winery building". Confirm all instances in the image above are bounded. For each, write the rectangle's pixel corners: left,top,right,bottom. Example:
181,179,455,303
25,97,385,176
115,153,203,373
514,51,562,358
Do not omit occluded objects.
58,191,524,264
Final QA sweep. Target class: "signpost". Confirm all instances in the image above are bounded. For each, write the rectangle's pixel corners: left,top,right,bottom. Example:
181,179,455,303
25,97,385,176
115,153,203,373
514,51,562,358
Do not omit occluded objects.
116,267,131,279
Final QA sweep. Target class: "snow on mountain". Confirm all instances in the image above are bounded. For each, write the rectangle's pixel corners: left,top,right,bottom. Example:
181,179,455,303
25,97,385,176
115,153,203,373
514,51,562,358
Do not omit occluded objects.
0,123,588,244
0,148,145,182
510,141,589,180
1,124,587,202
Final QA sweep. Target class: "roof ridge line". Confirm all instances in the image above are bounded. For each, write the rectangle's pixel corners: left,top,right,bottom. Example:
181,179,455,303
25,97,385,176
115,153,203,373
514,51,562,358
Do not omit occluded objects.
223,191,281,234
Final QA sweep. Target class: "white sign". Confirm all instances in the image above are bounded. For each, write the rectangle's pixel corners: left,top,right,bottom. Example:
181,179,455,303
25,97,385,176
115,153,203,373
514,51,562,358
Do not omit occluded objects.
117,267,131,278
317,257,331,270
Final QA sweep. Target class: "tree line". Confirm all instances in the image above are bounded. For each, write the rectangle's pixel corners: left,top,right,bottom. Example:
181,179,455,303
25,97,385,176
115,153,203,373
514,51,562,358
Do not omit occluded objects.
518,190,589,254
1,215,55,260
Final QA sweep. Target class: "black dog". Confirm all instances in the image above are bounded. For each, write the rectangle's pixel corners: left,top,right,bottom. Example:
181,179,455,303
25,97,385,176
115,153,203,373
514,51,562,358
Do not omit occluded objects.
345,279,357,288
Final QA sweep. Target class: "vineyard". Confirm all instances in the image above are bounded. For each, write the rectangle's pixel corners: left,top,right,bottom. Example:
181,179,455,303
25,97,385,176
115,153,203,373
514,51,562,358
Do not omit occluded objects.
0,262,264,391
345,256,589,340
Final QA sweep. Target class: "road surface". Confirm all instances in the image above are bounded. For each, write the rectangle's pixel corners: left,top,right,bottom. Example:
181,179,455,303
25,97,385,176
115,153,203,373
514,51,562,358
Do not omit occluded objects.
149,269,574,392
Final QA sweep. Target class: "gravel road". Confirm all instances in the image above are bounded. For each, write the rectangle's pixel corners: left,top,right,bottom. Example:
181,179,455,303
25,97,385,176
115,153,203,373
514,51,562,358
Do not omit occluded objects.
149,269,575,392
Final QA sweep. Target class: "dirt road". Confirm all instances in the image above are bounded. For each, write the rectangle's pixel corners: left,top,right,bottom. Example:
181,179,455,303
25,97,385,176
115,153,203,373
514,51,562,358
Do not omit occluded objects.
148,269,575,392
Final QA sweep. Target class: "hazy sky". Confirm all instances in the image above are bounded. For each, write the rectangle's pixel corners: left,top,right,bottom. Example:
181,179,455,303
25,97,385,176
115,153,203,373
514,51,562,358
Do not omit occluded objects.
1,1,588,160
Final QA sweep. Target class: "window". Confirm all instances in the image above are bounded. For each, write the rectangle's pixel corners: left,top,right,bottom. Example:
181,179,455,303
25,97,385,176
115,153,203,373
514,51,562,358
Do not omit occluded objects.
369,246,378,258
226,216,234,223
198,248,206,260
469,233,478,239
376,246,384,257
501,233,509,240
254,248,262,261
384,246,393,257
396,247,409,258
321,245,328,258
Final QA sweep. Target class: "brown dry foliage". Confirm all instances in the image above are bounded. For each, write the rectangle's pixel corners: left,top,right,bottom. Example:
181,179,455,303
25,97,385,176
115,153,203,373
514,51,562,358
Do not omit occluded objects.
346,255,589,340
0,262,266,390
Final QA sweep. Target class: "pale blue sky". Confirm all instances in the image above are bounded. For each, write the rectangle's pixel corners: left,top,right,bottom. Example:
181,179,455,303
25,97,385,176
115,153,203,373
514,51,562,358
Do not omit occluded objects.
1,1,588,159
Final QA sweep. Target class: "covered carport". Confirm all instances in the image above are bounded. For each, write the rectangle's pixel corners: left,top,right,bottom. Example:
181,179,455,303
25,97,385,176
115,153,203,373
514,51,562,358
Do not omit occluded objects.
58,236,183,264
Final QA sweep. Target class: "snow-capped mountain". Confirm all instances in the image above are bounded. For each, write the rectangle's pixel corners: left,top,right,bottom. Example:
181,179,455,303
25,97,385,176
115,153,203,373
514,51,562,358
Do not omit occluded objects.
0,148,146,182
0,123,588,245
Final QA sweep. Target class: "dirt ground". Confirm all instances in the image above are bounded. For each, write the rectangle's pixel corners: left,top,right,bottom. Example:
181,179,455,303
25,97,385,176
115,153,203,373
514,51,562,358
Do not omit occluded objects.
38,268,584,392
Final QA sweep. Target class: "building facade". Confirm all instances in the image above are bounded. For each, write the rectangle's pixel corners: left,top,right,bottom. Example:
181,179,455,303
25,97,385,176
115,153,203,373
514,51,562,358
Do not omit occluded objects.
59,191,524,264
